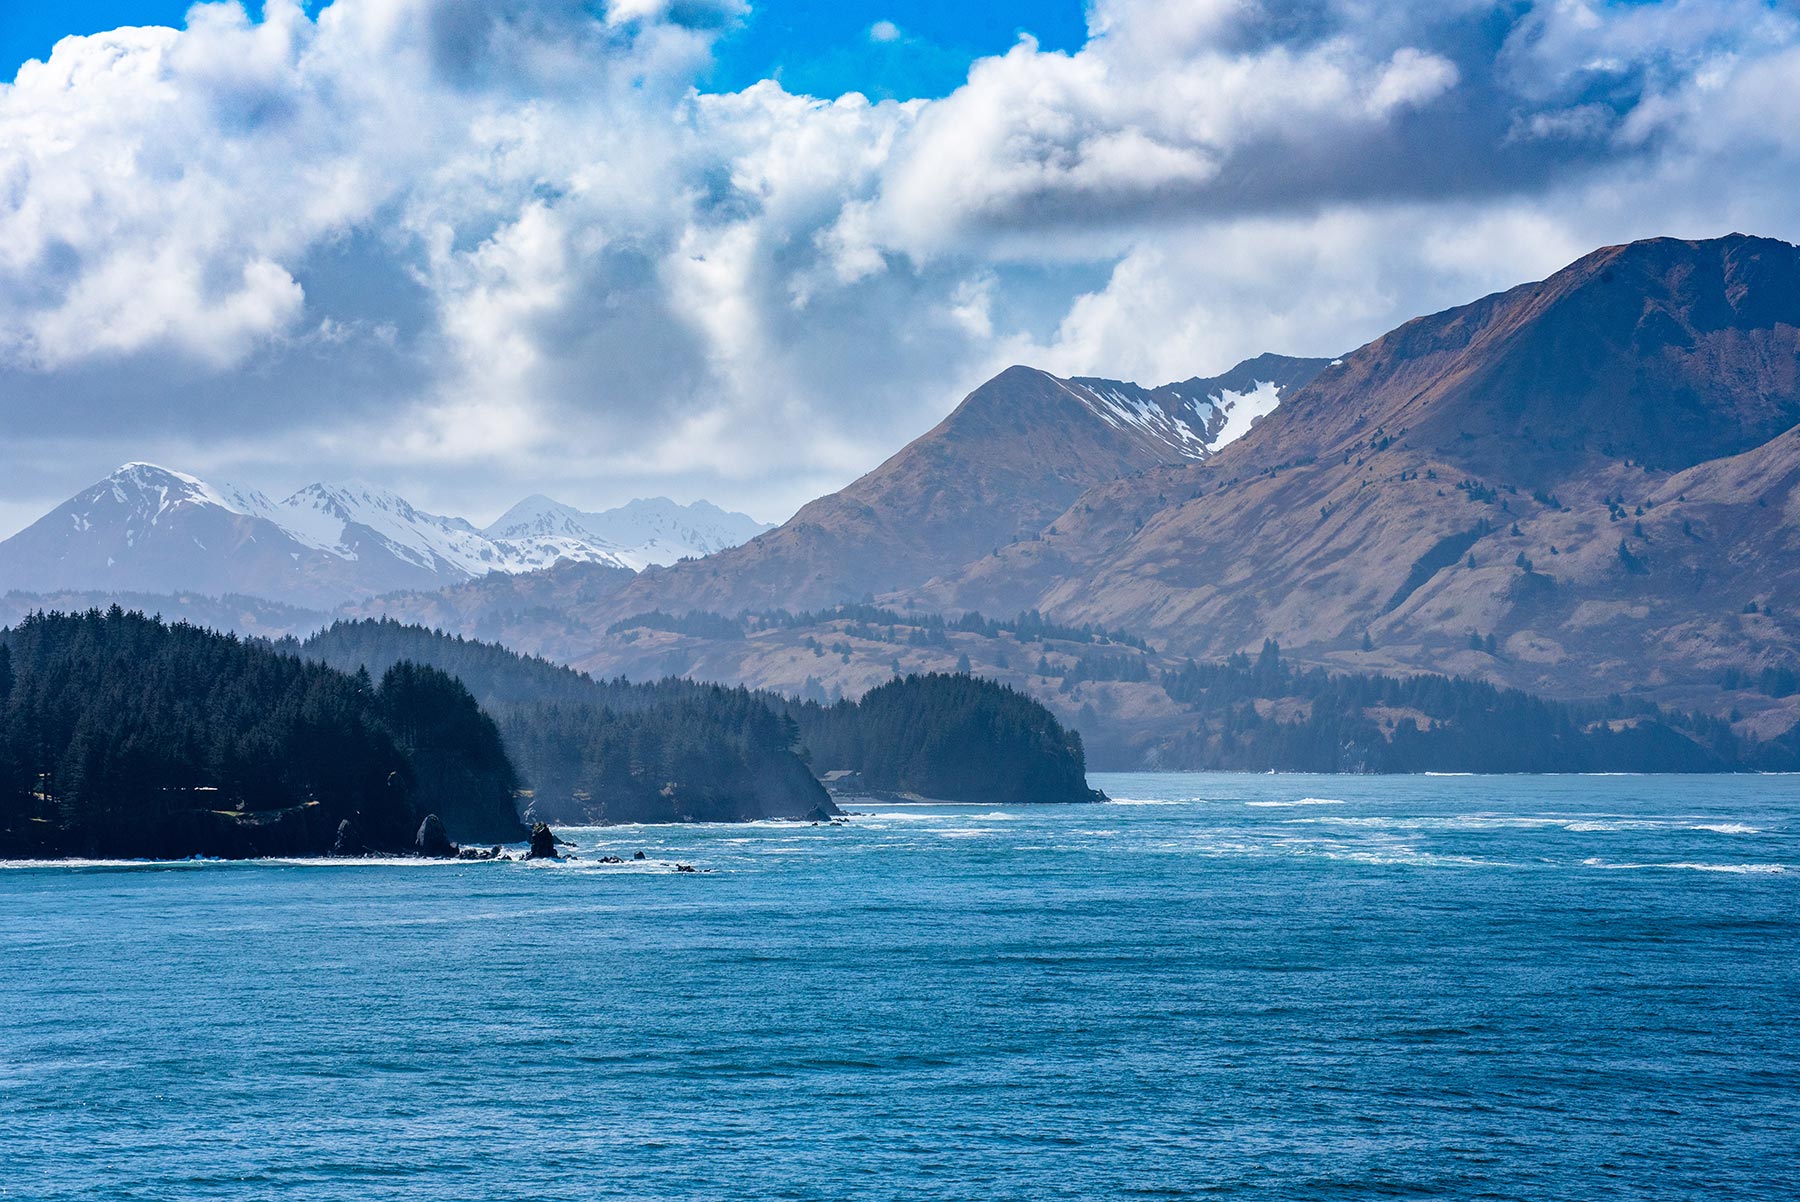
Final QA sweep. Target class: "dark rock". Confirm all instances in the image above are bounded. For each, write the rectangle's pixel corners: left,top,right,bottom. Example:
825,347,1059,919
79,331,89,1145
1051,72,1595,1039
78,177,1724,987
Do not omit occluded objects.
527,823,559,860
331,818,364,857
415,814,456,858
633,851,646,860
597,854,624,864
674,863,697,873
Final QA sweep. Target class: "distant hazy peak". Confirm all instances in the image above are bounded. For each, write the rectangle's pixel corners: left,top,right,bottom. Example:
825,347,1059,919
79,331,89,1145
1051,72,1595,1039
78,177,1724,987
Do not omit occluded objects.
483,494,774,569
0,465,642,608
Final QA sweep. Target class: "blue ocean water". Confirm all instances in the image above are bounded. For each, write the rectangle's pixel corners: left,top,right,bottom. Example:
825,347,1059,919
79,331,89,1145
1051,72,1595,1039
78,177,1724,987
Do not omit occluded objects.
2,773,1796,1200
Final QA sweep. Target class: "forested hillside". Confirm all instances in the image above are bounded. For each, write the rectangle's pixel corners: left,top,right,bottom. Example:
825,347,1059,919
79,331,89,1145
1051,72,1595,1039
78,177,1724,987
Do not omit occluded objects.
1155,641,1794,773
299,620,834,824
301,621,1107,813
785,673,1102,805
0,608,523,858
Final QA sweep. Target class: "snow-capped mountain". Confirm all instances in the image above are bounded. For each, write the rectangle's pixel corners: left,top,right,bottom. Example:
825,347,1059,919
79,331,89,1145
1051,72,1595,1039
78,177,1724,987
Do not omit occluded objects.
484,495,775,569
0,464,638,609
281,482,631,577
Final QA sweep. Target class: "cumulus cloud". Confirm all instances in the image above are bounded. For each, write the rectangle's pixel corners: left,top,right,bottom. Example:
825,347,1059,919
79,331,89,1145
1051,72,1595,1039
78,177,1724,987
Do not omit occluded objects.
0,0,1798,526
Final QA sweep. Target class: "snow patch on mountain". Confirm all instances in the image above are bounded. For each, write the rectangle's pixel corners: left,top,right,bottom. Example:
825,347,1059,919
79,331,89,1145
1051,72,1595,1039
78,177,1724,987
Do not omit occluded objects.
1203,380,1284,448
1061,371,1299,461
1058,380,1212,458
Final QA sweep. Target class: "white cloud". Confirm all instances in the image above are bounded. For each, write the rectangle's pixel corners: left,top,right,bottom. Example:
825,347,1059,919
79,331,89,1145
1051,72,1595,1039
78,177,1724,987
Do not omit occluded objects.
0,0,1798,527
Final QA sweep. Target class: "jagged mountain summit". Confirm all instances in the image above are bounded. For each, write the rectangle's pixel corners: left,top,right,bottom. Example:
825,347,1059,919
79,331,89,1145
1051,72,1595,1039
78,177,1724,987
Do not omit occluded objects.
483,495,775,569
0,465,762,609
1068,352,1334,455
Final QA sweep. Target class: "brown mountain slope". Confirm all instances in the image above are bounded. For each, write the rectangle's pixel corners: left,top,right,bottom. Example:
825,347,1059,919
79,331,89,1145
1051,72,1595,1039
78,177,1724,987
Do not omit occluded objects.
592,356,1326,617
906,234,1800,708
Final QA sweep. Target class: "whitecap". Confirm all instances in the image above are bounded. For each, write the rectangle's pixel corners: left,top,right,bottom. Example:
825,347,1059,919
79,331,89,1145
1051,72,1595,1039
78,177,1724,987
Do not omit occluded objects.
1246,798,1345,807
1582,858,1786,874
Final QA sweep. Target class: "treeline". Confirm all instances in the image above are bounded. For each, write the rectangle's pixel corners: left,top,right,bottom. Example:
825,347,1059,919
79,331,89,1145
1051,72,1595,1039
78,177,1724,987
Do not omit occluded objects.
606,610,746,641
1156,641,1794,773
761,604,1150,649
1719,665,1800,699
783,673,1101,806
606,603,1149,650
304,622,1100,814
299,620,832,824
0,609,522,859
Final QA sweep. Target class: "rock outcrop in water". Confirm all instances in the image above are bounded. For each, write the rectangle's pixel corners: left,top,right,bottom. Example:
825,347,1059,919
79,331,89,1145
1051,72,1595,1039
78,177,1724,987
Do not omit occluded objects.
526,823,558,860
416,815,456,858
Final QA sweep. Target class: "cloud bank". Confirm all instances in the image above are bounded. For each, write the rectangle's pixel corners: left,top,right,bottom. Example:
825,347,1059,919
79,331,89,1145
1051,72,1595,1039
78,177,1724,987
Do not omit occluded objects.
2,0,1798,526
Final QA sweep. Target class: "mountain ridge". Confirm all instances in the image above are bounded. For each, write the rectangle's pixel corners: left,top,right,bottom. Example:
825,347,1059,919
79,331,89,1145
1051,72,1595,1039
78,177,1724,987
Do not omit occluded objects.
483,494,773,569
0,465,767,609
901,233,1800,710
591,354,1330,618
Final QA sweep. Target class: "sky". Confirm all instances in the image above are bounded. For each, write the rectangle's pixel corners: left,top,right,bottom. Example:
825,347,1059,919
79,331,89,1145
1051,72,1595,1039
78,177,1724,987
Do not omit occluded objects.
2,0,1799,535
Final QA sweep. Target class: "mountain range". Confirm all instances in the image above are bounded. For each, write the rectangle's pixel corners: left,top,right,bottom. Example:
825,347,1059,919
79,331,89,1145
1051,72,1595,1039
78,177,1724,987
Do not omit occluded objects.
351,233,1799,758
3,232,1795,764
0,465,771,608
903,234,1800,711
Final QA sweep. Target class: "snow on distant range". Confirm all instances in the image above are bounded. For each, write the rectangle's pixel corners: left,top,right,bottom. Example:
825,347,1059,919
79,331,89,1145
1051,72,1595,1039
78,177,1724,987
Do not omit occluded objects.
0,463,774,608
484,495,775,570
278,481,633,575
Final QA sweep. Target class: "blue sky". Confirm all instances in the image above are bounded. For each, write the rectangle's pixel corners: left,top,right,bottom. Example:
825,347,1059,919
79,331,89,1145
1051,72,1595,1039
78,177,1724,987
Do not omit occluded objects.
4,1,1090,96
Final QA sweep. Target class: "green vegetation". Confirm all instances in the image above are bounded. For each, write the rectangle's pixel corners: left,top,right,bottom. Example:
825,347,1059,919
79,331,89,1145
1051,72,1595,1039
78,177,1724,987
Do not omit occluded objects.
299,620,830,824
303,621,1105,816
1720,665,1800,698
1156,641,1791,773
0,608,522,859
606,610,746,640
606,601,1150,651
785,673,1102,805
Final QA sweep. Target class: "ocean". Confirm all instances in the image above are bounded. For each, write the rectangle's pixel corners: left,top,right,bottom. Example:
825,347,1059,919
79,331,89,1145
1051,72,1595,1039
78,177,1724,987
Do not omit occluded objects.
2,773,1795,1200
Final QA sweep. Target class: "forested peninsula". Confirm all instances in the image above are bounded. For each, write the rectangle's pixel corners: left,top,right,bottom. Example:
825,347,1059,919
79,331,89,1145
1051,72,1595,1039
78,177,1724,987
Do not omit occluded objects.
0,608,522,858
0,611,1100,859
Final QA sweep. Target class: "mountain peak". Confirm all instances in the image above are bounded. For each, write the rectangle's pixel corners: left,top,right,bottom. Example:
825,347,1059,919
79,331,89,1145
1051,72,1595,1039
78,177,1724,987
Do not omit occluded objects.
1230,232,1800,482
112,460,181,478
